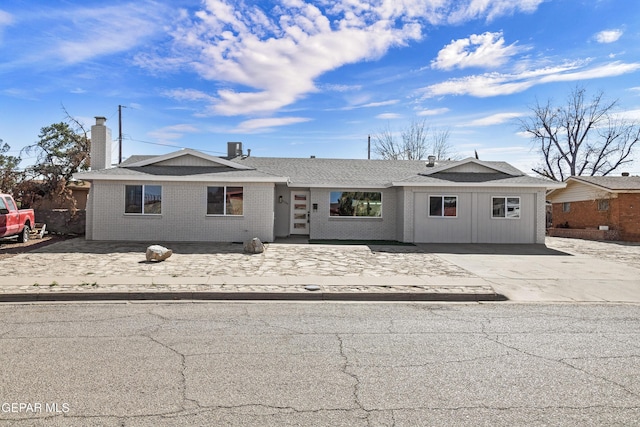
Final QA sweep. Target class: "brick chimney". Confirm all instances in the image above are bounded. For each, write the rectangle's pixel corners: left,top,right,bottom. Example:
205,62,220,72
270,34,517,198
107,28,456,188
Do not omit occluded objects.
90,116,112,170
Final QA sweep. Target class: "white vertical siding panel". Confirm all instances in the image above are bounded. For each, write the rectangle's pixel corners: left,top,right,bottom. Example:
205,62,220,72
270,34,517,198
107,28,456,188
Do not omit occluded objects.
412,186,542,244
413,192,472,243
476,192,535,243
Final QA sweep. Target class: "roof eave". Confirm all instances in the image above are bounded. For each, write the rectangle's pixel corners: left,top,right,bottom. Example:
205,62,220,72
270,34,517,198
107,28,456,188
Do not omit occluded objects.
421,157,521,176
288,183,393,189
392,181,566,189
73,173,287,183
124,148,254,170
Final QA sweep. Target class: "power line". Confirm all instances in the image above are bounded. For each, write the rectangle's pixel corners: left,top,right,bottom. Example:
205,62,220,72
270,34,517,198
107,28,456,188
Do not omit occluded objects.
123,136,227,156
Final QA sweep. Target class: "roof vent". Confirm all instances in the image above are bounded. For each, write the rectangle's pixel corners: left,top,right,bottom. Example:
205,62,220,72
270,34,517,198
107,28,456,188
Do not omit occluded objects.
622,172,630,177
310,155,316,159
426,155,436,167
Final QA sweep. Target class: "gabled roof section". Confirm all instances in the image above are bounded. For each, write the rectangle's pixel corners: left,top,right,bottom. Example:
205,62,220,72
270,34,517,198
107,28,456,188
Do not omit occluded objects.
421,157,523,176
124,148,253,170
547,176,640,198
570,175,640,191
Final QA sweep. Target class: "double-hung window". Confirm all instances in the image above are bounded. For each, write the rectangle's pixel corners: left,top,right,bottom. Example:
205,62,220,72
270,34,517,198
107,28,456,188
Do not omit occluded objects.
492,196,520,219
125,185,162,214
429,196,457,217
207,186,243,215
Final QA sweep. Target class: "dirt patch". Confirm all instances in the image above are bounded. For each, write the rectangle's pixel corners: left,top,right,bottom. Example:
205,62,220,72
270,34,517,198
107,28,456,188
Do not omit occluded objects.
0,235,69,260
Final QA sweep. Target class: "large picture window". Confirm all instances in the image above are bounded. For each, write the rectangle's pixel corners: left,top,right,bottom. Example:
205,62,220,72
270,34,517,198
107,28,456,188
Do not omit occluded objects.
429,196,457,217
125,185,162,214
330,192,381,217
492,196,520,219
207,186,243,215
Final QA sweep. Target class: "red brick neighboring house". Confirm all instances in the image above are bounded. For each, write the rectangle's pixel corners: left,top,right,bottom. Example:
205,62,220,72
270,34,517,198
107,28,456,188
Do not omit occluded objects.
546,175,640,241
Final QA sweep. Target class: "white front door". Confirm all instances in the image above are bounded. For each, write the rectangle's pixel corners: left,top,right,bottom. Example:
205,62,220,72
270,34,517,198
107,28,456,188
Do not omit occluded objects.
290,191,310,235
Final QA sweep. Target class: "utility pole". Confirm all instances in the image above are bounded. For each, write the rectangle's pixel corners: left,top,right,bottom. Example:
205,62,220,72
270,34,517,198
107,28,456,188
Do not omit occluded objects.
118,105,126,164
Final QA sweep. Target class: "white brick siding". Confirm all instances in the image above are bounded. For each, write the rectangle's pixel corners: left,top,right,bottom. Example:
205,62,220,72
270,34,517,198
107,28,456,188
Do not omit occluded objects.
308,188,398,240
86,180,275,242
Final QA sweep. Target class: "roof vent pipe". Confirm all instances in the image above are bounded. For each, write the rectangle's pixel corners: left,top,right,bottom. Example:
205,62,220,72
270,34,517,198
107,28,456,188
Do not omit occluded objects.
426,155,436,167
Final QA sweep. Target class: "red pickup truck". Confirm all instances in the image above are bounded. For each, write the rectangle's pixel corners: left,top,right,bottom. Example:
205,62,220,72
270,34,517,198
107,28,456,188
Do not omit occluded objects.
0,194,35,243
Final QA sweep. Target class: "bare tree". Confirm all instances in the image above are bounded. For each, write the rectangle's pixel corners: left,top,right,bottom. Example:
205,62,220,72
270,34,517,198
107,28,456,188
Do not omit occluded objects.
520,85,640,181
18,107,90,211
0,140,23,194
431,128,457,160
372,119,456,160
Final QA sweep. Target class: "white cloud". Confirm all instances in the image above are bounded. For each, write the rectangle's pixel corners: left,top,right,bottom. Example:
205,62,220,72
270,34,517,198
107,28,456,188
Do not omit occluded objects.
417,108,449,116
431,31,523,70
234,117,312,133
595,29,623,44
422,61,640,98
51,3,167,64
464,112,525,126
362,100,399,108
376,113,402,119
164,89,216,103
616,109,640,123
146,0,547,117
148,124,200,142
0,9,13,43
447,0,544,24
323,83,362,92
0,10,13,26
164,1,424,116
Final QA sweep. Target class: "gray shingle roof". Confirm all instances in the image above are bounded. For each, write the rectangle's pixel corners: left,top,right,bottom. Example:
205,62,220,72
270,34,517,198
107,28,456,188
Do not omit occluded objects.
399,172,549,185
77,151,558,188
570,175,640,191
76,164,280,180
234,157,444,187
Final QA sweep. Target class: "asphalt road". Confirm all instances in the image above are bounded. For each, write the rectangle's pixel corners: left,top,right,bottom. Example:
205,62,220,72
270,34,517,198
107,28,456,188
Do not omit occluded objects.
1,301,639,426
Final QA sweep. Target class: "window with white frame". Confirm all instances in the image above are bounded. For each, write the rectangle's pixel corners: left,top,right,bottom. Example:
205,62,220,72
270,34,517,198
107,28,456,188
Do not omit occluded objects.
429,196,457,217
562,202,570,212
492,196,520,219
125,185,162,214
207,186,244,215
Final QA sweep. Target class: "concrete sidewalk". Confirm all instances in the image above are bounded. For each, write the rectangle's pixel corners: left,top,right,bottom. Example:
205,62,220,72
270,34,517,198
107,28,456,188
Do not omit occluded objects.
0,237,638,303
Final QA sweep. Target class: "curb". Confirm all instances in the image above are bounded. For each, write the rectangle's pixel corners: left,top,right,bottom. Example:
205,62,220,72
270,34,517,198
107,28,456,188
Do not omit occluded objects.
0,291,508,303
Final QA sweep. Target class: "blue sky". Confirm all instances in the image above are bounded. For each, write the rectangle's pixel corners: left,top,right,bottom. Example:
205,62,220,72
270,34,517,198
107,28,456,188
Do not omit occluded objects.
1,0,640,174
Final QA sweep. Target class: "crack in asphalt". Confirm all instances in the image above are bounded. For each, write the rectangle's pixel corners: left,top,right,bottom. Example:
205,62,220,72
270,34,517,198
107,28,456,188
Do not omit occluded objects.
479,326,640,399
2,303,640,424
336,334,367,421
143,335,203,413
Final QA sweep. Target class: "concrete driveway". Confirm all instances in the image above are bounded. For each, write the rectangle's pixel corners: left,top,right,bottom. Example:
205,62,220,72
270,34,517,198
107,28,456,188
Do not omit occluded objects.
430,237,640,302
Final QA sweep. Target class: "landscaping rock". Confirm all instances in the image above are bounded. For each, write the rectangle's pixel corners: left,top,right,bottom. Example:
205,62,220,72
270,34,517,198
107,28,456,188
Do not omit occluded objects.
146,245,173,262
244,237,265,254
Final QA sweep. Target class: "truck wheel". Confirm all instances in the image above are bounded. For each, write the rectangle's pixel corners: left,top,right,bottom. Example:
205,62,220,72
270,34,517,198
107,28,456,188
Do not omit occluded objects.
17,225,30,243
